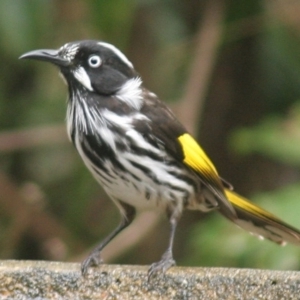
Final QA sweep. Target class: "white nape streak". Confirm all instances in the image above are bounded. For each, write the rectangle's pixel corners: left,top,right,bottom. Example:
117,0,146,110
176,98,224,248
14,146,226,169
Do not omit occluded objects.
98,42,133,68
116,77,143,110
73,67,94,91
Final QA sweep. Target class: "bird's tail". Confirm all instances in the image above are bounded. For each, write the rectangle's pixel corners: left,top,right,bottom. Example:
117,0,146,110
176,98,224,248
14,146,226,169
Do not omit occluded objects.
221,189,300,245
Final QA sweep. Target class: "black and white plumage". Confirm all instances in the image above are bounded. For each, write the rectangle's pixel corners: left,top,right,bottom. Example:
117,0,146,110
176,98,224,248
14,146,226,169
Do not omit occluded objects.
20,40,300,277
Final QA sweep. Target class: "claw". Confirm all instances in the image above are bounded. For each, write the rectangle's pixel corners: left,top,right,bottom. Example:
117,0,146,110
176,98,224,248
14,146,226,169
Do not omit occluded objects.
147,251,176,280
81,252,103,275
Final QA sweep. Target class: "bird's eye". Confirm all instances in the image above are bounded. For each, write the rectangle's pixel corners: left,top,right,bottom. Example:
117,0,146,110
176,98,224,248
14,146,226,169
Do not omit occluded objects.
88,55,102,68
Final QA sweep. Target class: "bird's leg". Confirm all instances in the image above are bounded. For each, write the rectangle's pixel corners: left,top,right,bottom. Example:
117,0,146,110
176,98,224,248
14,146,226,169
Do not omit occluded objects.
148,207,180,279
81,201,136,275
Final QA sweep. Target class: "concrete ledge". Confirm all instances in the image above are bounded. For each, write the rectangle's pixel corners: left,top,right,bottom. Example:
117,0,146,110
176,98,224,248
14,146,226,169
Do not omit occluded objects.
0,260,299,299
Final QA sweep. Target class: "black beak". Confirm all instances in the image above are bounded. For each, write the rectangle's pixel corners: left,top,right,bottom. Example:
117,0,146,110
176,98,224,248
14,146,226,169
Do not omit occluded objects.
19,49,70,67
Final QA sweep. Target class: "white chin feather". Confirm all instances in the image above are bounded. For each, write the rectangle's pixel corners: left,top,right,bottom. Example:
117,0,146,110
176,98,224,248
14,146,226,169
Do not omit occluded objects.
73,67,94,91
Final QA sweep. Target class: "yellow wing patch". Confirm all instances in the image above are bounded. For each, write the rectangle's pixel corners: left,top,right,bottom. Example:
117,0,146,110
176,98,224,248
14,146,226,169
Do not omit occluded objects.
178,133,218,175
178,133,236,218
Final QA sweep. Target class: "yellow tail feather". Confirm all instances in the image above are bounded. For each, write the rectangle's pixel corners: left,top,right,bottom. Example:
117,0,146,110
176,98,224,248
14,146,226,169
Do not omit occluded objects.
224,189,300,245
177,133,300,246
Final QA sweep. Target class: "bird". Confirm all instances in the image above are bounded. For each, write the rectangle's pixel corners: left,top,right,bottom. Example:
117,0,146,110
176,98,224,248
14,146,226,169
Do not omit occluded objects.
20,40,300,277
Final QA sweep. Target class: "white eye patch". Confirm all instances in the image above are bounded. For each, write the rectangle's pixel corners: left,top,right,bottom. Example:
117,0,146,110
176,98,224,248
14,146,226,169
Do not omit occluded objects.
73,67,94,91
88,55,102,68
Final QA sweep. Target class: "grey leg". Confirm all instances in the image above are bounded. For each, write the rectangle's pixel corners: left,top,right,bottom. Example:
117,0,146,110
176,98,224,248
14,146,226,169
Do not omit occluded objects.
81,201,136,275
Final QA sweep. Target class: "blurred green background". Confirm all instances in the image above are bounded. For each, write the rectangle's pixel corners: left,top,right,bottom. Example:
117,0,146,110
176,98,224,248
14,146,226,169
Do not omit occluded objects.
0,0,300,271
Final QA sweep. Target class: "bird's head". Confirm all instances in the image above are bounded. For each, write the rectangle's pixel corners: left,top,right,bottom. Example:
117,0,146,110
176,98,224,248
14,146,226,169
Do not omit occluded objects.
20,40,138,96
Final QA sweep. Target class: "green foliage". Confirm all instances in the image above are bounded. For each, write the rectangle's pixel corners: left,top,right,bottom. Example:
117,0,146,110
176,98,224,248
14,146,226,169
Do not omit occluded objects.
229,106,300,166
0,0,53,53
95,1,136,38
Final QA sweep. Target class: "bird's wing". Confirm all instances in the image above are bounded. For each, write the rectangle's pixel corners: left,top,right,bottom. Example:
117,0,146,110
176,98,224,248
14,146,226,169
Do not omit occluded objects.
138,94,300,245
178,131,300,245
175,129,300,245
137,96,236,219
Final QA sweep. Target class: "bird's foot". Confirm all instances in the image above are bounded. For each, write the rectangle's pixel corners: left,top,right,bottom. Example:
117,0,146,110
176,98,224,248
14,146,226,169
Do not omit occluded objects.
148,251,175,280
81,251,104,276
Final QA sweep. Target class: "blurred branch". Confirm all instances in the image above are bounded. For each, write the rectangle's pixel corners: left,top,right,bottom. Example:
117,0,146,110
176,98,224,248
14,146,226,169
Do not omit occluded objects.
0,173,84,258
225,14,264,43
0,124,67,153
178,0,225,134
268,0,300,31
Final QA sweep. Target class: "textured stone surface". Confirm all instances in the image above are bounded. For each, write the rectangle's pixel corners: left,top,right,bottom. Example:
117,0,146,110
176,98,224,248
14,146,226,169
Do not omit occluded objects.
0,260,299,299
